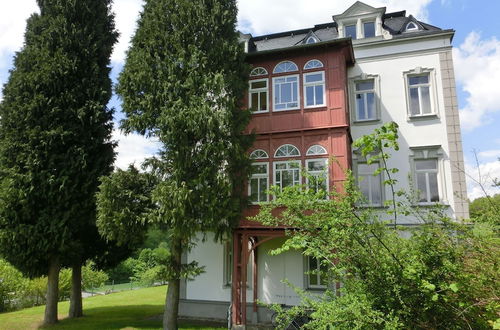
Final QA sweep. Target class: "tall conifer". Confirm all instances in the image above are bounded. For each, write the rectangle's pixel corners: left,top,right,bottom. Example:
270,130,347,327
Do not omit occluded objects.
116,0,252,328
0,0,117,324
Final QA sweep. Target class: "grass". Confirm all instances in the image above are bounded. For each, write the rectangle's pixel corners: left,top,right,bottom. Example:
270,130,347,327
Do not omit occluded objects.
0,285,224,330
88,282,143,294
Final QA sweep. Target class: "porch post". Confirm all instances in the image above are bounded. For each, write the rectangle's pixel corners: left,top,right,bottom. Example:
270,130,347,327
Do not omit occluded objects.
231,231,241,325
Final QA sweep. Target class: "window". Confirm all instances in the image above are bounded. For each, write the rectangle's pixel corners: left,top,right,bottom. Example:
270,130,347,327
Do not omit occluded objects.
407,74,432,116
345,24,357,39
304,59,324,70
354,80,376,121
223,241,233,286
250,67,268,77
304,72,325,108
415,159,439,203
275,144,300,158
273,75,299,111
273,61,298,74
405,22,418,31
274,161,301,192
249,79,268,113
249,163,268,203
307,256,327,289
250,149,269,159
357,162,382,206
307,159,328,198
306,36,318,44
306,144,327,156
363,21,375,38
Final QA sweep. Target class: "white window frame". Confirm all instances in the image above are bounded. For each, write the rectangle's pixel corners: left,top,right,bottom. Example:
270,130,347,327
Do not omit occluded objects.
248,78,269,113
304,59,324,70
403,67,438,118
306,256,327,289
356,162,383,207
248,162,269,204
306,158,329,198
274,144,301,158
250,67,268,77
405,22,419,32
306,36,318,44
349,74,380,123
303,71,326,109
409,146,447,205
272,75,300,111
274,160,301,192
250,149,269,160
344,23,357,40
306,144,327,156
414,159,439,204
223,240,233,287
273,61,299,74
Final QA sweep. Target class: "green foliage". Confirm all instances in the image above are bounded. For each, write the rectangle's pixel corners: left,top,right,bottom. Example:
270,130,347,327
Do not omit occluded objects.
255,125,500,329
0,0,117,281
470,194,500,226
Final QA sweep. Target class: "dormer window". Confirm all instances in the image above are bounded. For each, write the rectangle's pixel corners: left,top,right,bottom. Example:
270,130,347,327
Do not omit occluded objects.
306,36,318,44
405,22,418,31
363,22,375,38
345,24,357,40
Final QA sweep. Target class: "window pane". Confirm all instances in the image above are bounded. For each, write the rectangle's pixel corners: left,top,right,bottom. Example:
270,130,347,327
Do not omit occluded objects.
429,173,439,202
305,73,323,83
356,94,366,120
276,163,286,170
315,85,323,105
345,25,357,39
366,92,375,119
415,159,437,170
290,162,300,168
308,160,326,171
251,93,259,110
282,170,292,187
371,176,381,205
281,83,292,102
251,80,266,89
416,172,427,202
253,164,267,174
260,92,267,110
364,22,375,38
356,81,374,91
306,86,314,106
250,178,258,202
293,169,299,182
421,86,431,114
409,87,420,116
409,75,428,85
259,178,267,202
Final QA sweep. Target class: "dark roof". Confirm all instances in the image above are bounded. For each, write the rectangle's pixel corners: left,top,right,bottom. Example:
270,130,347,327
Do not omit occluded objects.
244,10,448,55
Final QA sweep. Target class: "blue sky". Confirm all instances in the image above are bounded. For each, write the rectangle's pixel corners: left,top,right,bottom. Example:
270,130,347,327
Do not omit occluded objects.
0,0,499,199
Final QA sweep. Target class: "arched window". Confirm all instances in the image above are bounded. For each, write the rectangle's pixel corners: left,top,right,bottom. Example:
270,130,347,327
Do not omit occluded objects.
250,149,269,159
273,61,299,74
275,144,300,158
306,145,327,156
306,36,318,44
405,22,418,31
250,67,268,77
304,59,324,70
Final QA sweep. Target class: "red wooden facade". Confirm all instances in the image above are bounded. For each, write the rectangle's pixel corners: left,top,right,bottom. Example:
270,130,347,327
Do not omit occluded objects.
231,40,354,326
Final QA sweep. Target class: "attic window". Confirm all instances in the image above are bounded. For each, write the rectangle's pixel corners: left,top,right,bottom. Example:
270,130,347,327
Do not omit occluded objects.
273,61,299,73
250,67,268,77
345,24,357,40
306,37,318,44
406,22,419,31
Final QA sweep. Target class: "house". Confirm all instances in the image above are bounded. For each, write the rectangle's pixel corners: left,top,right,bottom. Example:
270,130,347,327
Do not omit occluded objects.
179,1,469,327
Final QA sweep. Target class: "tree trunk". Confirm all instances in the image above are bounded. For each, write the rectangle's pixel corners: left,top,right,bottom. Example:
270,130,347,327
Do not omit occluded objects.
69,263,83,318
163,237,182,330
43,256,60,325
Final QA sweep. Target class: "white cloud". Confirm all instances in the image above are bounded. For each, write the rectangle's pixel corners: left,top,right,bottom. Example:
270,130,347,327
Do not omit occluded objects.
454,32,500,131
464,152,500,200
111,0,144,64
237,0,433,36
112,129,159,170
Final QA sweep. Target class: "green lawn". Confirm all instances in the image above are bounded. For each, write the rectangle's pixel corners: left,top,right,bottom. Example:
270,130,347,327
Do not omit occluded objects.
0,285,224,330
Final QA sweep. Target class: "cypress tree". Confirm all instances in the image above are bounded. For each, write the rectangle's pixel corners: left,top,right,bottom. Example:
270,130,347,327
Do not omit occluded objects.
115,0,252,328
0,0,117,324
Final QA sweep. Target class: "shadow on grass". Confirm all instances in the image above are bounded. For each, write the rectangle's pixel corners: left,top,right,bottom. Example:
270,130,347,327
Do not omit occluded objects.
44,305,224,330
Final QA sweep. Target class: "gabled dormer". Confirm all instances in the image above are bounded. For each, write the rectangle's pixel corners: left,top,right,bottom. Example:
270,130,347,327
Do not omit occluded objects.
401,15,424,33
333,1,387,41
300,30,321,45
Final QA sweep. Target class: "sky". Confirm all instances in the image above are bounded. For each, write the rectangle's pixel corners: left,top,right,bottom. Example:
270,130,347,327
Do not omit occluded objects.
0,0,499,200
